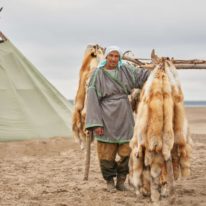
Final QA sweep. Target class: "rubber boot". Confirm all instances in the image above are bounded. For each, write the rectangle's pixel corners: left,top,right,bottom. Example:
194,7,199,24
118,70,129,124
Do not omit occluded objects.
116,176,128,191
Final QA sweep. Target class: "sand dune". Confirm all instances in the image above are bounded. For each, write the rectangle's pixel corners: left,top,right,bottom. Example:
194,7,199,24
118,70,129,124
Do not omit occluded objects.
0,107,206,206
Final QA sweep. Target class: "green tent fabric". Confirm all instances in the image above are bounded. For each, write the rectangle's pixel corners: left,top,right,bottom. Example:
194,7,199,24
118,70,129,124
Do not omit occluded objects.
0,38,73,141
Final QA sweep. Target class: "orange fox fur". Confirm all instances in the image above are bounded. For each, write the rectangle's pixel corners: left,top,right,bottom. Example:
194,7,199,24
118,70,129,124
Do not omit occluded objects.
179,120,192,177
162,70,174,160
141,167,151,196
129,83,150,194
129,60,192,200
72,45,104,145
128,147,144,193
168,61,192,177
130,81,150,157
146,69,163,153
173,89,187,147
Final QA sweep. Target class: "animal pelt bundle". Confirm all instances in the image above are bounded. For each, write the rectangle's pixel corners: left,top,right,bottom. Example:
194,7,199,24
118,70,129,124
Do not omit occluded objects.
129,60,192,201
72,45,104,148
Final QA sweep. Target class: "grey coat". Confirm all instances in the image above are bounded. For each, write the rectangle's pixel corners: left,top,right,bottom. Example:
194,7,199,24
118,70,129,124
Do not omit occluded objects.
85,63,150,143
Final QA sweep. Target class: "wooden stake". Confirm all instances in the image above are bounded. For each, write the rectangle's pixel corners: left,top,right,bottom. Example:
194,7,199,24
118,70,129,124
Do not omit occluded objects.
83,131,92,180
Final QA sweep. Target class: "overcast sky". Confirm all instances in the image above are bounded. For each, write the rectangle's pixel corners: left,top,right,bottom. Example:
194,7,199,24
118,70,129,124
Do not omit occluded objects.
1,0,206,100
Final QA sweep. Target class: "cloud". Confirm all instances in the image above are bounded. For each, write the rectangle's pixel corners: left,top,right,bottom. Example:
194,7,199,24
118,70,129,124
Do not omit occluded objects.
1,0,206,99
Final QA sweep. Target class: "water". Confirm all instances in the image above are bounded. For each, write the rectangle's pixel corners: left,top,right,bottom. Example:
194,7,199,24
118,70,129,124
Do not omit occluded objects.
69,100,206,107
184,101,206,107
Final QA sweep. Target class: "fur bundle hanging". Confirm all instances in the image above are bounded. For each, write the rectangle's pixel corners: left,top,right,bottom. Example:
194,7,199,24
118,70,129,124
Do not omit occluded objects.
129,59,192,202
72,45,104,147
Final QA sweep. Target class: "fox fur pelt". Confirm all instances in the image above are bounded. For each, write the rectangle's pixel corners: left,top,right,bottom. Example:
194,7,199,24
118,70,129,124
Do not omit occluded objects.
129,60,192,200
166,61,192,177
72,45,104,147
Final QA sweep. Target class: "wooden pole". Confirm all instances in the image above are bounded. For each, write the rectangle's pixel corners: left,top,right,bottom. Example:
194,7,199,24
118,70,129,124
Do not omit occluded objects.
83,131,93,180
175,64,206,70
122,56,206,70
141,64,206,70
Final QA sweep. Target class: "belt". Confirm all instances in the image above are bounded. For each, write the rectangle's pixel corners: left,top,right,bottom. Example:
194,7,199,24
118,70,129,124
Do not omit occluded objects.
101,94,128,101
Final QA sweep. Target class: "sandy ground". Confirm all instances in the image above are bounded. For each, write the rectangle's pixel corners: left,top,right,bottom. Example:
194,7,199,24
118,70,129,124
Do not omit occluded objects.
0,107,206,206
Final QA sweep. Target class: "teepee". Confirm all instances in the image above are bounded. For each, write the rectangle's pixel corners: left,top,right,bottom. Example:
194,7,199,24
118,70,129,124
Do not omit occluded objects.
0,32,73,141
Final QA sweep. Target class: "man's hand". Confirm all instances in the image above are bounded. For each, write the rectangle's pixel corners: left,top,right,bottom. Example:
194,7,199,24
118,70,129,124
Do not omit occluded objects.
94,127,104,136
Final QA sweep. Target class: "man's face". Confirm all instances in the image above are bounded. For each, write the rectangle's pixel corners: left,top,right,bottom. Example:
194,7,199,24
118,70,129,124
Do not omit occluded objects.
106,51,120,69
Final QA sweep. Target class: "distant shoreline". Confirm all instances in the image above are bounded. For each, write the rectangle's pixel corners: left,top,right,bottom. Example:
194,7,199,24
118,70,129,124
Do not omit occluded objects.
184,101,206,107
68,100,206,107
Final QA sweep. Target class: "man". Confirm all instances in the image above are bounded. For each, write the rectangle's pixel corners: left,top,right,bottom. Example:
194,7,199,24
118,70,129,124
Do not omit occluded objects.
85,46,150,192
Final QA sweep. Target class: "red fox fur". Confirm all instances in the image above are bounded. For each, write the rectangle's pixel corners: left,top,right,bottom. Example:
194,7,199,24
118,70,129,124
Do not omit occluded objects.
129,60,192,200
72,45,104,146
